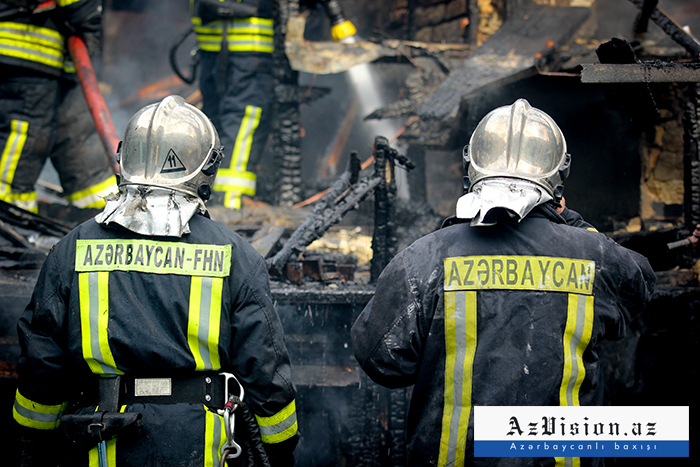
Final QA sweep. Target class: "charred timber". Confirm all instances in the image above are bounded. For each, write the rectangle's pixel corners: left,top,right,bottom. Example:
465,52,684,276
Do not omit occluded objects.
580,62,700,83
684,84,700,232
628,0,700,60
272,0,303,207
0,199,72,238
369,137,417,284
268,152,381,276
274,84,331,104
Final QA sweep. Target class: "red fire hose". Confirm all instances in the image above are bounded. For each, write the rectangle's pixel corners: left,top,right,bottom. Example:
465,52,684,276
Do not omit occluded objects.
67,35,120,175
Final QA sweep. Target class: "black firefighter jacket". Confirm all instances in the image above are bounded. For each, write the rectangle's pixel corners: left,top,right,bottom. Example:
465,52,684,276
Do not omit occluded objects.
13,213,297,466
351,205,656,467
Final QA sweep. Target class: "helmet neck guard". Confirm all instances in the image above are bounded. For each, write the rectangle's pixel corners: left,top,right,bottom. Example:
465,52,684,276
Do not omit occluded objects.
96,185,206,237
455,178,553,226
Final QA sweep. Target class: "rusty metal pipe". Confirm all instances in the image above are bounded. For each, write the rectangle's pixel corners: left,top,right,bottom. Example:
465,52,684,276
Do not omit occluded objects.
67,35,120,175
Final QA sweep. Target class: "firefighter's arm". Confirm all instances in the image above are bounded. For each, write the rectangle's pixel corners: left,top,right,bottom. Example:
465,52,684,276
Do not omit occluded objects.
229,253,298,465
56,0,102,56
556,197,599,231
602,239,657,340
13,252,70,466
351,250,423,389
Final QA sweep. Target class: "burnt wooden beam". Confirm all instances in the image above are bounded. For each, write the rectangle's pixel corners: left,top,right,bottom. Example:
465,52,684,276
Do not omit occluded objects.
0,219,33,249
580,62,700,83
628,0,700,60
417,3,590,120
268,152,379,276
249,222,286,258
684,84,700,232
0,199,72,238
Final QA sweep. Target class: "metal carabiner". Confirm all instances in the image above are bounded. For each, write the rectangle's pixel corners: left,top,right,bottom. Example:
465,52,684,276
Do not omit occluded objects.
220,372,245,411
217,372,245,465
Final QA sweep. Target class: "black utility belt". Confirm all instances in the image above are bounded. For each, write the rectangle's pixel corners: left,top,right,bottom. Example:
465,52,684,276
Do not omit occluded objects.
81,373,229,409
120,373,227,407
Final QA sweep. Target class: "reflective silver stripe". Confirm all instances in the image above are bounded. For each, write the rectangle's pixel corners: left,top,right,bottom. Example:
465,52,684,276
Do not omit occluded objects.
448,290,466,466
0,43,63,68
258,411,297,437
211,411,222,463
197,276,214,369
13,400,61,423
0,119,27,193
87,272,115,374
0,24,64,48
564,295,586,406
213,175,256,191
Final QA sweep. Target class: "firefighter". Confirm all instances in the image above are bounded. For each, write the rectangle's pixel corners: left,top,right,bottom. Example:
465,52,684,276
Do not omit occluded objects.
12,95,298,466
189,0,356,209
350,99,656,467
0,0,117,213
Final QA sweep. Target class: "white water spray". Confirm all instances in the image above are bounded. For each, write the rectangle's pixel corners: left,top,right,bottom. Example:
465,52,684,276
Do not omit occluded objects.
342,36,410,200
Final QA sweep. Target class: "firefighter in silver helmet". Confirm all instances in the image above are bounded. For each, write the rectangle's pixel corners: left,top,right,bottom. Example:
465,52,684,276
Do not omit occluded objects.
13,95,298,467
351,99,656,467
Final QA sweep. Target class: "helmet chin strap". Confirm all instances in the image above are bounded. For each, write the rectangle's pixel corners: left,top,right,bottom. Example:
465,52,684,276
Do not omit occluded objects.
455,178,553,227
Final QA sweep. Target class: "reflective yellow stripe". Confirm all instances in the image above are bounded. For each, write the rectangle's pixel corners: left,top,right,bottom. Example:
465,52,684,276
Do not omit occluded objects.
66,175,118,209
12,389,67,430
0,22,64,44
555,294,592,467
438,290,477,467
0,22,65,69
555,456,581,467
0,191,37,212
88,406,125,467
204,406,226,467
79,271,123,375
221,191,242,210
213,103,260,200
188,276,224,371
255,399,298,444
444,255,595,295
57,0,83,6
560,293,594,406
193,17,274,34
0,119,28,194
198,41,274,53
213,169,257,196
75,240,232,277
193,17,274,53
233,105,261,172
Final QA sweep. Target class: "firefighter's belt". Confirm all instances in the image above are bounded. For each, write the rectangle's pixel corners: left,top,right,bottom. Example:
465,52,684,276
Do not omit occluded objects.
76,373,228,408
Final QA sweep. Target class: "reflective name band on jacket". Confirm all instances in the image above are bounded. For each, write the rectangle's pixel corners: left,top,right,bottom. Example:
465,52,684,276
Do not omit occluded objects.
75,239,232,277
444,255,595,295
255,400,298,444
13,389,67,430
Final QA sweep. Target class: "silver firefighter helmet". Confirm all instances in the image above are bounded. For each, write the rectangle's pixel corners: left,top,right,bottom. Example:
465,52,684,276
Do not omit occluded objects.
457,99,571,226
117,95,223,201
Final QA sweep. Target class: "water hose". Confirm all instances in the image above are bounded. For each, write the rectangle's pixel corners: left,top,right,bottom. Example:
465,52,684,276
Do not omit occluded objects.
67,35,120,175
